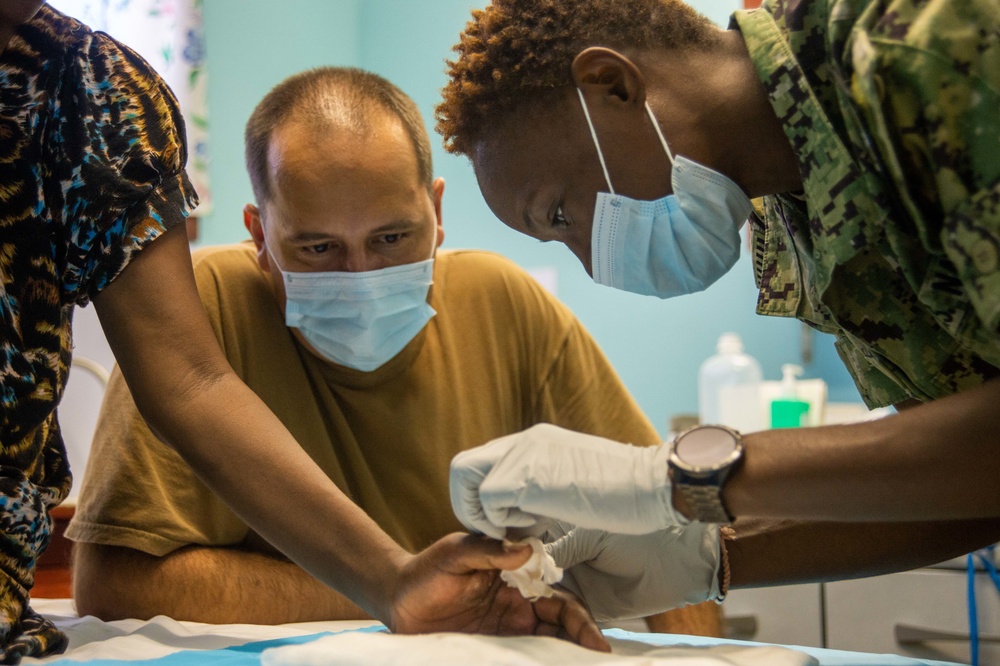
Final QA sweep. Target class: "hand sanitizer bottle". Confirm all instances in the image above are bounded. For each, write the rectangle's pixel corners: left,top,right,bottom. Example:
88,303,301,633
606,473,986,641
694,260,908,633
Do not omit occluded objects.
770,364,811,428
698,333,763,432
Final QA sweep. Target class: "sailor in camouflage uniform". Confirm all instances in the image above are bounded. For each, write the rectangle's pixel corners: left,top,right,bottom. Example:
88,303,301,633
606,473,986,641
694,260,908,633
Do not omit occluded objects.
738,0,1000,410
437,0,1000,620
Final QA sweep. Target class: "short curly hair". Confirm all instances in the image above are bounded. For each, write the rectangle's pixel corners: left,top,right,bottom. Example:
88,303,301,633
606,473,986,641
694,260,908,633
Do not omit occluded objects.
435,0,720,156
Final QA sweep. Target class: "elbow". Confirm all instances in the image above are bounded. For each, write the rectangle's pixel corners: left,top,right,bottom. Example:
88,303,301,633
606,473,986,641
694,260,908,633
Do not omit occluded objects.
72,543,155,621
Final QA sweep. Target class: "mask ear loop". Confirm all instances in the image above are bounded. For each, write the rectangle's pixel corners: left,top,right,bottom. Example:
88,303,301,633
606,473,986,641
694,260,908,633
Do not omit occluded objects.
644,102,674,165
427,223,440,261
576,88,616,195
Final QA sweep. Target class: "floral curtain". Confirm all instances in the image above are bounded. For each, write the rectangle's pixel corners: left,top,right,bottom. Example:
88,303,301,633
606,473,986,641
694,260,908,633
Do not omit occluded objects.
48,0,212,216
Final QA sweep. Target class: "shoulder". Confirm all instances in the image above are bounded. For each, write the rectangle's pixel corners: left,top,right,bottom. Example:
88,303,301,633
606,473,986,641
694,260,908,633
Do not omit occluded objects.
435,248,578,329
437,248,526,277
191,243,270,302
23,5,176,101
192,242,262,282
436,249,557,303
29,5,187,164
14,5,87,60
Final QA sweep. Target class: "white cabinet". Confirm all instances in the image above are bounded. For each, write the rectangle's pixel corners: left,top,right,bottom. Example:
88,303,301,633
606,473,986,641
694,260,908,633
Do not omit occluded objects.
723,583,824,648
723,570,998,664
826,569,1000,665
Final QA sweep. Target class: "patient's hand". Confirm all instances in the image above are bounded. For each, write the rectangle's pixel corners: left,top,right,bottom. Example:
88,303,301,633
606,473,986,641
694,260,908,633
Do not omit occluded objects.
388,533,609,652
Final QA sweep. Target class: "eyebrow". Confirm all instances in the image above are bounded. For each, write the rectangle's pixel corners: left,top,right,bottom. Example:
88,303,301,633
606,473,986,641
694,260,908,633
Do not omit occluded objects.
286,231,334,243
285,220,420,244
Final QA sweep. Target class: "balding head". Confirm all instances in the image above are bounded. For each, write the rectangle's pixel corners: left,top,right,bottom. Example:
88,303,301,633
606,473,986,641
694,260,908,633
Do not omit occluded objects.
245,67,433,208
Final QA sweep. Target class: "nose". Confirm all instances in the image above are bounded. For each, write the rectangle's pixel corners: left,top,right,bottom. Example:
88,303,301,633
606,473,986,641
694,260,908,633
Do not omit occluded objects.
341,248,380,273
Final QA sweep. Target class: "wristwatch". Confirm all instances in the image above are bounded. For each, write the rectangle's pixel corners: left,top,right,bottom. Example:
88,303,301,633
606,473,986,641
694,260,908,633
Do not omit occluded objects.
668,425,744,524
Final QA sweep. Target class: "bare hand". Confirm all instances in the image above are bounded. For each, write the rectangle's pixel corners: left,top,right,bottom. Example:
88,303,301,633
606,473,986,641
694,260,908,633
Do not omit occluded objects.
388,533,609,652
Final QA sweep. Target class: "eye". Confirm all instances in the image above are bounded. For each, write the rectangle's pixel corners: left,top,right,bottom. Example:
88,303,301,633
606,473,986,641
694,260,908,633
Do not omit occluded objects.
551,205,569,229
380,233,403,245
305,243,330,254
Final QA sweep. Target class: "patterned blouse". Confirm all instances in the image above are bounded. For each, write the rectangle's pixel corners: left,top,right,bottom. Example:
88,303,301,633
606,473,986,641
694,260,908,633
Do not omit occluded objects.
0,4,197,656
735,0,1000,408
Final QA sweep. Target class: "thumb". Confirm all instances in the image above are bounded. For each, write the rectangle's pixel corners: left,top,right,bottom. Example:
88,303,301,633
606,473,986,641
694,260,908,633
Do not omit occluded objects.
545,528,605,569
437,534,534,575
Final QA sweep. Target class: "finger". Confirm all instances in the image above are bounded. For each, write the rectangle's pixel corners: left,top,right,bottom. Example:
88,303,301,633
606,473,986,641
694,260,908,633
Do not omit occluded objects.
481,503,547,536
436,533,534,575
545,526,609,569
532,620,562,639
450,458,506,538
533,593,610,653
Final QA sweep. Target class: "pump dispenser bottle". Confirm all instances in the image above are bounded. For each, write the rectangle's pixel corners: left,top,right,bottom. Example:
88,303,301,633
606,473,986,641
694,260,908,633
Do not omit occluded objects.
698,333,763,433
770,363,811,428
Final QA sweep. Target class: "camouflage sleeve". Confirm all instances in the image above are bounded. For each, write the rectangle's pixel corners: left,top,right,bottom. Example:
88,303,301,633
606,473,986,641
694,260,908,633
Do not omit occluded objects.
48,30,199,306
849,0,1000,331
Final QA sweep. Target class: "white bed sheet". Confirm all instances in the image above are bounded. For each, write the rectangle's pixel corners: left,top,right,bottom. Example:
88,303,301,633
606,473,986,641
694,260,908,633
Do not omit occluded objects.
22,598,961,666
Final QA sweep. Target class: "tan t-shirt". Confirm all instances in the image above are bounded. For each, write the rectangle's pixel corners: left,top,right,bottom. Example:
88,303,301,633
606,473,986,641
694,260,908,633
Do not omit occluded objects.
67,243,660,556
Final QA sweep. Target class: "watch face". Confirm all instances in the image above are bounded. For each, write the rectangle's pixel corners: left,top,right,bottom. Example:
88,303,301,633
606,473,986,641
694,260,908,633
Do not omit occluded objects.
674,426,741,470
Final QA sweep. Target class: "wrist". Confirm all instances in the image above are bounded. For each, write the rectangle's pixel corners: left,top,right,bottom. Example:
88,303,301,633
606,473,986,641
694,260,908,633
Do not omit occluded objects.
667,425,743,524
648,443,689,527
372,547,413,628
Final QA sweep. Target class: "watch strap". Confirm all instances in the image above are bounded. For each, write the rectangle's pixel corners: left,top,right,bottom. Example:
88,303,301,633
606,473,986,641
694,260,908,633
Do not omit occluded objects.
676,481,733,524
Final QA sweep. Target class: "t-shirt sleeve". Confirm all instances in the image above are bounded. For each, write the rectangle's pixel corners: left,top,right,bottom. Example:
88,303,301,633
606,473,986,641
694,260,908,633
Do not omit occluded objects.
850,2,1000,331
529,300,662,448
48,31,199,306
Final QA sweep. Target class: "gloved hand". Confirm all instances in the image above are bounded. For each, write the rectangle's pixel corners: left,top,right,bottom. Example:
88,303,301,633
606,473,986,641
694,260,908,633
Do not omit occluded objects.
543,522,723,622
450,423,686,539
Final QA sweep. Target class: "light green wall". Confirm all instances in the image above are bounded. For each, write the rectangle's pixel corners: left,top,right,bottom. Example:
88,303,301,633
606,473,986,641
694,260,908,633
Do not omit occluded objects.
199,0,361,245
200,0,860,436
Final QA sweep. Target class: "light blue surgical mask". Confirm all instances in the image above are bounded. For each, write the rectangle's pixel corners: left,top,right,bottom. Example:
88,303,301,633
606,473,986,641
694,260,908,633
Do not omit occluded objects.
577,88,753,298
277,241,437,372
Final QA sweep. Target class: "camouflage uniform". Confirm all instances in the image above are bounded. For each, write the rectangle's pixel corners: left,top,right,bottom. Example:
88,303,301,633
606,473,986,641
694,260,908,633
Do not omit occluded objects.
733,0,1000,408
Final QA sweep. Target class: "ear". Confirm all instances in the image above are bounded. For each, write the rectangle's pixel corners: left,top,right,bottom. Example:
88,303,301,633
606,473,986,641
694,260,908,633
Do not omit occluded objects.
431,177,446,249
571,47,647,108
244,204,271,273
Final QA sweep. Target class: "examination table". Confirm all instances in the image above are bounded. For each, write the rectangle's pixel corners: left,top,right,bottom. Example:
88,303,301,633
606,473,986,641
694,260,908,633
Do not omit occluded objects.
21,598,964,665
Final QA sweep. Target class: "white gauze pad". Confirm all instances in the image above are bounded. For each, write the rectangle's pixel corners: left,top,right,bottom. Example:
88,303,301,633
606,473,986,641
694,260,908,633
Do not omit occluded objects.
500,537,563,600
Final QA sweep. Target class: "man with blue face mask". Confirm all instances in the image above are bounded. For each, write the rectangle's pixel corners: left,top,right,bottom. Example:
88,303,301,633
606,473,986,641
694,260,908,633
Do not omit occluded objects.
64,66,717,638
436,0,1000,624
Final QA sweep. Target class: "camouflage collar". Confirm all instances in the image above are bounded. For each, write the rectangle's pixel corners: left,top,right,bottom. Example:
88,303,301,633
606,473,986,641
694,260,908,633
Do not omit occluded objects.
733,7,893,301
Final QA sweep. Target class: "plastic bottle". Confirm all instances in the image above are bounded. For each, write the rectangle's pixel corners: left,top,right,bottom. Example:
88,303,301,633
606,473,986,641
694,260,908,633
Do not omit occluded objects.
698,333,763,433
770,363,811,428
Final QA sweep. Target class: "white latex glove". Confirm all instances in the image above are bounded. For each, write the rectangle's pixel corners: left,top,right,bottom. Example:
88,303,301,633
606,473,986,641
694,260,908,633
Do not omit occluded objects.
450,423,685,539
543,522,722,622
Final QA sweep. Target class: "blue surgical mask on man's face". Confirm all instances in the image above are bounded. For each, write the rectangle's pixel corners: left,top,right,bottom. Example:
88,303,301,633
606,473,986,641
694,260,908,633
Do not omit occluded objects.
275,235,437,372
577,88,753,299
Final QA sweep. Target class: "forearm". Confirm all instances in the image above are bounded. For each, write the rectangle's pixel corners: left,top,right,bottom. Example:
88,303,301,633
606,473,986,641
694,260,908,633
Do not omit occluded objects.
726,518,1000,589
139,372,406,618
73,543,369,624
721,377,1000,522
